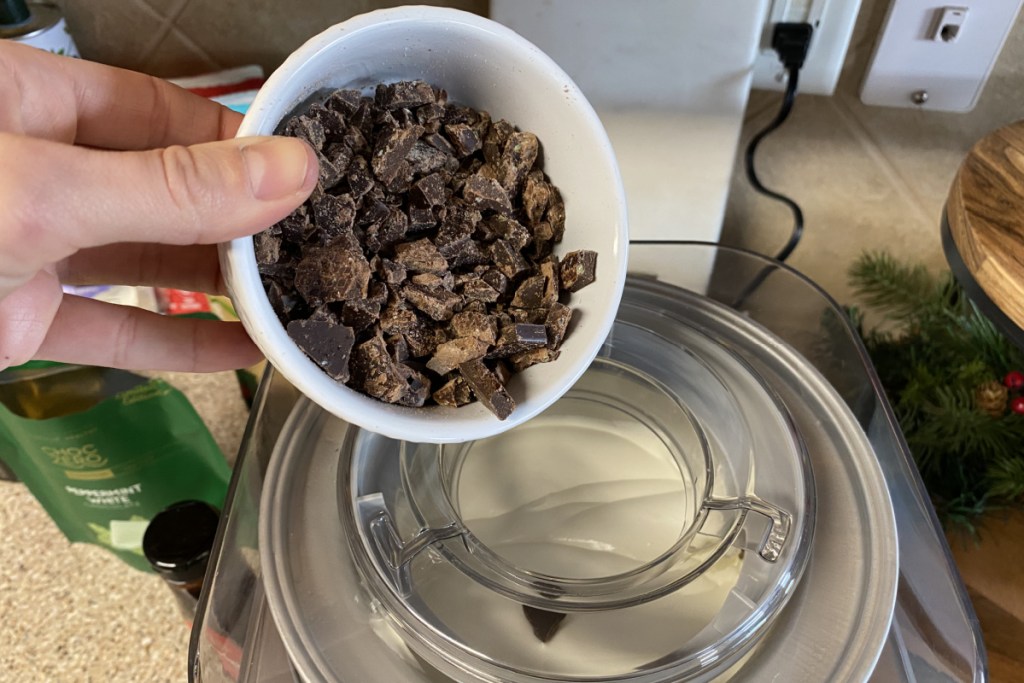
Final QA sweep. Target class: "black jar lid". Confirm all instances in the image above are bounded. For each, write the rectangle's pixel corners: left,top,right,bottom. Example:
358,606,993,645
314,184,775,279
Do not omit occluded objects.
143,500,220,584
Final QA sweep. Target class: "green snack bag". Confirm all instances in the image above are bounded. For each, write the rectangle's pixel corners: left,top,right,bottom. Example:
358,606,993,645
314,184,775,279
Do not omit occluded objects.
0,363,231,572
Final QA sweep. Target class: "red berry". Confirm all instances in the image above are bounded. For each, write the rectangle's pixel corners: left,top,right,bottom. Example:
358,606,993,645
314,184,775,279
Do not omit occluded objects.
1012,397,1024,415
1005,371,1024,390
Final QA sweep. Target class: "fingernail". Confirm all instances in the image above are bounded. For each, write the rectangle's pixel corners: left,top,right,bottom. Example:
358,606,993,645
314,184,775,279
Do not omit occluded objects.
242,137,318,200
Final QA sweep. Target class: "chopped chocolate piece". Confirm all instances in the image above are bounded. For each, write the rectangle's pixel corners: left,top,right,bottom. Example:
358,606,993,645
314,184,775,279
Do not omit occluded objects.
294,245,371,305
350,101,376,138
367,280,389,307
545,302,573,349
560,250,598,292
443,104,479,127
371,124,424,184
459,359,515,420
258,261,295,286
436,205,481,256
489,239,530,279
460,277,500,303
433,376,473,407
478,215,530,248
316,150,344,190
462,174,512,214
406,140,450,176
342,299,382,334
444,123,482,157
394,238,448,274
408,207,437,232
351,334,405,403
365,206,408,253
546,191,566,242
325,142,353,175
312,194,357,248
426,337,489,375
498,131,539,192
306,102,346,137
511,274,547,309
386,334,410,363
383,160,415,193
489,323,548,358
424,131,456,156
508,307,548,325
415,102,446,129
396,364,431,407
377,258,408,285
411,271,455,290
357,200,390,228
481,269,509,299
529,220,556,260
404,323,447,358
522,606,567,644
286,319,355,382
510,347,560,372
446,239,489,268
275,210,311,242
346,156,374,198
412,173,447,207
344,125,370,155
483,119,514,164
325,88,363,116
539,257,560,307
523,170,553,225
376,80,436,110
254,232,281,265
284,116,325,151
380,300,419,335
403,283,462,321
308,304,339,324
450,310,498,345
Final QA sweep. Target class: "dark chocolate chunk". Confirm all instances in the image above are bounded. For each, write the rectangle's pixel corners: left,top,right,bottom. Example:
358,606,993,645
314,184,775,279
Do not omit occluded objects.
522,606,567,644
386,334,410,364
460,277,500,303
489,323,548,358
433,376,473,407
275,210,311,242
346,156,375,198
499,131,539,192
396,364,431,407
411,271,455,290
402,283,462,321
380,300,419,335
480,269,509,299
306,102,346,137
412,173,447,207
408,207,437,233
404,323,447,358
365,207,408,253
308,304,340,324
478,215,530,249
462,174,512,214
489,239,530,280
546,191,566,242
450,310,498,345
286,319,355,382
316,150,344,190
415,102,446,129
325,142,353,175
312,194,358,248
426,337,490,375
445,239,490,268
341,299,382,334
378,258,408,285
539,257,560,307
406,141,451,176
371,124,424,184
284,116,325,151
294,245,371,305
325,89,363,116
510,347,560,372
424,131,457,156
376,80,436,110
444,123,482,157
483,119,514,164
367,280,389,307
523,170,553,225
351,334,405,403
459,359,515,420
545,302,573,349
508,307,548,325
560,250,598,292
254,232,281,265
394,238,448,274
344,125,370,156
511,275,547,309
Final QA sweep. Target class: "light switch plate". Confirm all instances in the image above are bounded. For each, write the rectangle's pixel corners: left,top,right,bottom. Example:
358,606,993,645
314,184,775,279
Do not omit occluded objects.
860,0,1024,112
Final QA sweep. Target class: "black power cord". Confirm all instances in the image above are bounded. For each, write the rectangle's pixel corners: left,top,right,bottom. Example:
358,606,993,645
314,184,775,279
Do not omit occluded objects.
732,22,813,307
746,22,813,263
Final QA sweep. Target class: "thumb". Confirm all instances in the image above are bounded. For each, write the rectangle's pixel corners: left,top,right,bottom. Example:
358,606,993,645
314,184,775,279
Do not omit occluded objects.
0,133,317,286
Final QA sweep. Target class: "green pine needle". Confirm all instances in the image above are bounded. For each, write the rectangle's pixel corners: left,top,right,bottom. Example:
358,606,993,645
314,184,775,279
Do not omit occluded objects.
848,251,1024,534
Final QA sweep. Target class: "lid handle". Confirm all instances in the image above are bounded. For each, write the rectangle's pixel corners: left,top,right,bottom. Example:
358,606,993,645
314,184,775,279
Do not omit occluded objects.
705,495,792,562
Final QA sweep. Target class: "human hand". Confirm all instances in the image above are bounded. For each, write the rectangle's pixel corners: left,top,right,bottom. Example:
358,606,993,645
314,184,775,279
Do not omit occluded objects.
0,41,317,373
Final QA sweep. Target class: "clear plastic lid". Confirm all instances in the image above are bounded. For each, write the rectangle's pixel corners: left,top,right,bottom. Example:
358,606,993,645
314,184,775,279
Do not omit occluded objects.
340,310,814,681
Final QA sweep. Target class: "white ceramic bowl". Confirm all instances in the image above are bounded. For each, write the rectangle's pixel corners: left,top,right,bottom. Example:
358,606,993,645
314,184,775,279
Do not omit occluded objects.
220,6,628,443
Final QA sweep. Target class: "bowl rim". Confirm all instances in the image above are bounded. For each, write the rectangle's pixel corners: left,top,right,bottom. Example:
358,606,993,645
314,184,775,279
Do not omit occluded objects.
220,5,628,443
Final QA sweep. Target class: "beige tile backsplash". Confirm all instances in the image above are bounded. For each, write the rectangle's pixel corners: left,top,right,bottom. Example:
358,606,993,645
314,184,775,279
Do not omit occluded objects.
52,0,1024,305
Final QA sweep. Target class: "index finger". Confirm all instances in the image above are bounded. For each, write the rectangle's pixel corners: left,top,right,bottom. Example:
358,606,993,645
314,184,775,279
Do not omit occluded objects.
0,41,242,149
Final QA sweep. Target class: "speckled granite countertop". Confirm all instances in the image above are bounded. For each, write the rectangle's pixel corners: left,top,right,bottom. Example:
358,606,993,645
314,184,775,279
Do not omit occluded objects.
0,370,250,683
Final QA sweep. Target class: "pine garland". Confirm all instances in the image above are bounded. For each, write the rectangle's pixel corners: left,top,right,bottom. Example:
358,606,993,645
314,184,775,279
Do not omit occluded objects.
848,252,1024,534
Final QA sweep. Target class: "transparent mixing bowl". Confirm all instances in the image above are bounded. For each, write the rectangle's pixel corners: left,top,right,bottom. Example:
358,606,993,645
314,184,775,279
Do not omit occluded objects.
340,309,815,681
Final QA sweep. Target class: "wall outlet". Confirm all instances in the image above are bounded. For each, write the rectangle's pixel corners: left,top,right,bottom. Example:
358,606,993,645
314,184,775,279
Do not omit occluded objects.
860,0,1024,112
751,0,863,95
